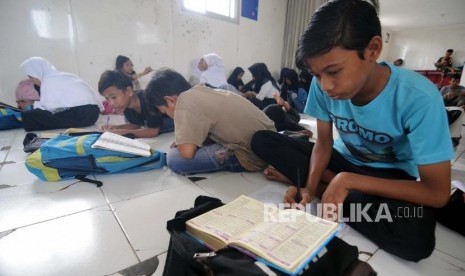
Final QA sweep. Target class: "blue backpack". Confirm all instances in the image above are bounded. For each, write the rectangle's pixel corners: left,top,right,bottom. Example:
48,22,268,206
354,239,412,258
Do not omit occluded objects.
25,133,166,187
0,107,22,130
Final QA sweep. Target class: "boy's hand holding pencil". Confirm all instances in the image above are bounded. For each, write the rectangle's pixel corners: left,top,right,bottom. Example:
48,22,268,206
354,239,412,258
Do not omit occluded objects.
100,117,115,131
284,186,312,207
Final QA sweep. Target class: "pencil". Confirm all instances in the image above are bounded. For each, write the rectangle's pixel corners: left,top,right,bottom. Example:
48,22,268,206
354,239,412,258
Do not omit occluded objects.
295,168,302,203
105,116,110,130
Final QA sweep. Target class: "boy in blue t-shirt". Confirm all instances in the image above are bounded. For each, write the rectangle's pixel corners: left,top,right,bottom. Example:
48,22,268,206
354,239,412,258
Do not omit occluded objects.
98,70,174,138
251,0,453,262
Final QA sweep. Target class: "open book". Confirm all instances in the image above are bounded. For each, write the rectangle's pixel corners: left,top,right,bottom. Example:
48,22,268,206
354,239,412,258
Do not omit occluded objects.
91,132,151,157
186,195,339,275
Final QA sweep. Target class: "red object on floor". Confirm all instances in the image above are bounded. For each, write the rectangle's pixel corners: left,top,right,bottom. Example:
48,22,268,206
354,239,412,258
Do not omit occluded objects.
415,70,462,88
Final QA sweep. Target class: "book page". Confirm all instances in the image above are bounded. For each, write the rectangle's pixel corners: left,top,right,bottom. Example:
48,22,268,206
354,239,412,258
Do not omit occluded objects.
186,195,266,245
230,208,338,272
91,132,151,157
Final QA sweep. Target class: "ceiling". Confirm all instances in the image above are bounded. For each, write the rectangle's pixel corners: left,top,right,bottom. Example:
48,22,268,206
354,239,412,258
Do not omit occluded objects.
378,0,465,31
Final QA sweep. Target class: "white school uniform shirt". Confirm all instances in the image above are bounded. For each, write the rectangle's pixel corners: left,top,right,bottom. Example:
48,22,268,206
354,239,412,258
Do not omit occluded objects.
199,53,228,88
256,80,279,101
20,57,104,112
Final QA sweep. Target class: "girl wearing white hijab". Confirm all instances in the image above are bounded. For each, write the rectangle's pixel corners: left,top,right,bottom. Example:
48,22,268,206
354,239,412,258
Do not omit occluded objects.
20,56,103,131
198,53,228,88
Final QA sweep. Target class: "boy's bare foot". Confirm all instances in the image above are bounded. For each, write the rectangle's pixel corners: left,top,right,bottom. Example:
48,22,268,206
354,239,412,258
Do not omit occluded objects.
263,167,292,184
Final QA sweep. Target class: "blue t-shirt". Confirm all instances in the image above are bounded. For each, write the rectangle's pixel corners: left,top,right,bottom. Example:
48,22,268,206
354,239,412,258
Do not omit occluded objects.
305,62,453,177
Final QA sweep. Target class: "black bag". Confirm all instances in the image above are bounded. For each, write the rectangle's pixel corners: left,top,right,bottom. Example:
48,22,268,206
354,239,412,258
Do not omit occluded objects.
163,196,376,276
446,109,462,125
23,132,49,153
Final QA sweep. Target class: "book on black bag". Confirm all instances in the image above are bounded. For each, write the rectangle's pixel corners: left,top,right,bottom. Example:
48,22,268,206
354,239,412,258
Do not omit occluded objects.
163,195,377,276
185,195,340,275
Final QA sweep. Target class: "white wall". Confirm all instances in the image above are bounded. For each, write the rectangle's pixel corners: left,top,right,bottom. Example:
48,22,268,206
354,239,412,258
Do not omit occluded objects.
382,24,465,70
0,0,287,106
378,27,393,62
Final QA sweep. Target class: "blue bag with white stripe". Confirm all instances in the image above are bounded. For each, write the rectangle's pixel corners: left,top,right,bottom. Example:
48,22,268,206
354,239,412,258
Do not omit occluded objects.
25,133,166,187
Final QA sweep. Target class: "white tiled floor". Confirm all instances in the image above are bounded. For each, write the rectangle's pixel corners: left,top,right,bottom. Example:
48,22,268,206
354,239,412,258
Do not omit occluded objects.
1,114,465,276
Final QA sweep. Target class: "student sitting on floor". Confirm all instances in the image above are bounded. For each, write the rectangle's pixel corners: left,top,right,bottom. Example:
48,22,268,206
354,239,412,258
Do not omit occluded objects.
243,63,280,110
115,55,153,91
282,68,308,113
278,67,291,100
251,0,453,262
198,53,226,88
98,70,174,138
441,74,465,107
440,74,465,146
20,56,103,131
227,67,245,92
145,68,276,175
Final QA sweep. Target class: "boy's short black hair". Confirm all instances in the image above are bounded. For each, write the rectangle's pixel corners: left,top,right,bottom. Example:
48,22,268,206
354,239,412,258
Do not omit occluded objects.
98,70,133,94
145,68,192,107
447,49,454,53
296,0,381,69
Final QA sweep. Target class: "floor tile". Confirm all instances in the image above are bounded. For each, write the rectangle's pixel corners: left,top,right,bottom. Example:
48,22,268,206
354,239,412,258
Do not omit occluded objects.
0,150,7,163
0,139,13,151
247,182,288,204
99,167,192,203
368,248,465,276
9,131,27,150
435,223,465,262
0,129,19,140
452,159,465,171
0,207,139,276
0,161,43,186
194,171,270,203
0,181,107,232
451,168,465,183
4,148,29,163
109,254,161,276
138,132,175,154
153,252,167,276
112,181,209,260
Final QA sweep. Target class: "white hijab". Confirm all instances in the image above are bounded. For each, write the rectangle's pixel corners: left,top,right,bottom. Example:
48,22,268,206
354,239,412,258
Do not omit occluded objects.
20,57,103,111
199,53,227,88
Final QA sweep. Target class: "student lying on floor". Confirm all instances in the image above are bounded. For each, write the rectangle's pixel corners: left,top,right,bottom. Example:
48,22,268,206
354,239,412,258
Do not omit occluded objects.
98,70,174,138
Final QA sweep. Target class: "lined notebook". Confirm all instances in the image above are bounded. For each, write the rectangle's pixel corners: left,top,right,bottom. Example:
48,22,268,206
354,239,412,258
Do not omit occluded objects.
91,132,151,157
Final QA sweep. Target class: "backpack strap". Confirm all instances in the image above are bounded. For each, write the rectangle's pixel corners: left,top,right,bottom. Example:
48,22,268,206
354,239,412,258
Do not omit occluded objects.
75,175,103,187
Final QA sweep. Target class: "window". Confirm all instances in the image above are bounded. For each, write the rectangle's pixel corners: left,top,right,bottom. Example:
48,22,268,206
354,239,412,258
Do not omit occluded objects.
182,0,239,23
